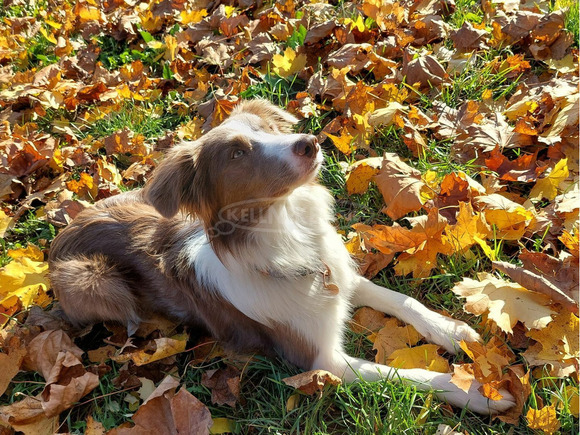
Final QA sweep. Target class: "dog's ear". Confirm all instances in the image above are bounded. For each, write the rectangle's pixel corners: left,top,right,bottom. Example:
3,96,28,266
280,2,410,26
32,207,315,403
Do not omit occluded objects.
231,98,298,133
144,145,197,218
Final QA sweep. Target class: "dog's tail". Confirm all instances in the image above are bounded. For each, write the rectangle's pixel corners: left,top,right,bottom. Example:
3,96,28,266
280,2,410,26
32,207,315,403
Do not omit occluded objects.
49,255,141,333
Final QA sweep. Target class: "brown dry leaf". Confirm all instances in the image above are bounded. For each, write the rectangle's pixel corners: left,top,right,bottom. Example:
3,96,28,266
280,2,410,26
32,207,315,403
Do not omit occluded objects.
386,344,449,373
402,52,448,89
0,340,27,396
492,260,578,313
352,222,426,255
349,306,388,334
24,329,84,379
374,153,426,220
201,366,241,407
344,234,394,279
0,395,58,434
370,317,422,364
109,377,213,435
450,21,489,51
452,273,556,334
282,370,342,395
86,415,106,435
526,404,561,434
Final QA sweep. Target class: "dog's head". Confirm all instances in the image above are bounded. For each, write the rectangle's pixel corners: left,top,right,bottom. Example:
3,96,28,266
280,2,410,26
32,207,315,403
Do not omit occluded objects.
144,99,322,233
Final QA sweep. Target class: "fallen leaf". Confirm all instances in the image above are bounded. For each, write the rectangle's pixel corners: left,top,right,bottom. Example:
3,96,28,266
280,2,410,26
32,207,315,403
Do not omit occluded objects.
282,370,342,395
452,273,556,334
386,344,449,373
201,366,241,407
344,157,382,195
449,363,475,394
370,318,422,364
526,404,561,434
271,47,307,78
529,158,569,200
374,153,426,220
349,306,388,334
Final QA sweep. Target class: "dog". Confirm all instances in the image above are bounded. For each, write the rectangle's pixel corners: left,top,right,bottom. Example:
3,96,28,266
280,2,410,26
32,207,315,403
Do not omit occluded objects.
48,99,514,414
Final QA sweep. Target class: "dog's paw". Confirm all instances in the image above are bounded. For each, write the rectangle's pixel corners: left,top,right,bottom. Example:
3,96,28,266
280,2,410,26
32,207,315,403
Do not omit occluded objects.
431,374,516,415
416,315,481,354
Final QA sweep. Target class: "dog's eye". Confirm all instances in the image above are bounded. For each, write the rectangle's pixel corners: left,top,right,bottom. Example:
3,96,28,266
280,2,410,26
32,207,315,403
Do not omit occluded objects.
231,149,245,159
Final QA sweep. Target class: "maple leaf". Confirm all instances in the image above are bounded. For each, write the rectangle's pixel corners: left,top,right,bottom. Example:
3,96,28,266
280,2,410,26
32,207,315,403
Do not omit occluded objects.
475,194,535,240
369,317,422,364
443,201,491,253
201,366,241,407
0,245,51,314
349,307,388,334
271,47,307,78
282,370,342,396
529,158,569,200
394,208,452,278
526,405,561,434
452,273,556,334
373,153,426,220
524,311,579,363
386,344,449,373
344,157,382,195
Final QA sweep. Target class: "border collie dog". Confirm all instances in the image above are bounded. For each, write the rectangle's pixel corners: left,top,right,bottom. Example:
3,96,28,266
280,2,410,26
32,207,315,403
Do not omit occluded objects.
49,100,514,414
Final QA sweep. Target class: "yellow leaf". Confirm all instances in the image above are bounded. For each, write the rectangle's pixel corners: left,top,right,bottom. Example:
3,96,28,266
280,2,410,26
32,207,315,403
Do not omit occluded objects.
0,210,14,238
554,385,580,417
39,27,57,44
526,405,561,434
0,245,51,310
96,157,123,186
368,102,408,127
210,418,235,434
179,9,208,25
444,202,491,252
77,5,101,22
45,19,62,30
177,118,203,141
343,15,366,32
525,312,579,362
452,273,555,334
271,47,307,78
164,35,178,61
386,344,449,373
224,5,236,18
129,334,188,366
324,131,354,155
559,229,579,258
345,157,382,195
529,159,569,201
475,194,535,240
371,318,422,364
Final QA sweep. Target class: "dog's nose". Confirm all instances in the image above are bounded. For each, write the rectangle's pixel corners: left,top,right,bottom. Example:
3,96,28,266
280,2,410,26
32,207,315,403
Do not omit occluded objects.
293,135,319,159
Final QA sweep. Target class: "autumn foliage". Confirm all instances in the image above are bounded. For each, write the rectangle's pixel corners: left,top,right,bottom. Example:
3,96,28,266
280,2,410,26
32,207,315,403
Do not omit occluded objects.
0,0,578,433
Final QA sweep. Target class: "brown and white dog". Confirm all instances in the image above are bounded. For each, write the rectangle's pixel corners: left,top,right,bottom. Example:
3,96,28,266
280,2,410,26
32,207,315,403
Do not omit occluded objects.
49,100,514,414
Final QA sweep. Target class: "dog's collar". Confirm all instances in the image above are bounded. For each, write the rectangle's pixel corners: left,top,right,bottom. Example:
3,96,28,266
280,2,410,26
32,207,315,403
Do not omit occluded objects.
256,261,339,294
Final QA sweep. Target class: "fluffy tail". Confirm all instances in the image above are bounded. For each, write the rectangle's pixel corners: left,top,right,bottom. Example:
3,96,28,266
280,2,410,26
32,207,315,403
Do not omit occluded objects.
49,255,141,333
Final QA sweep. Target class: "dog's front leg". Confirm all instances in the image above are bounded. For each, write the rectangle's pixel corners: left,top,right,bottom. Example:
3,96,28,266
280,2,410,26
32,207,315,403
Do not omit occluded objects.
351,276,480,354
314,350,515,415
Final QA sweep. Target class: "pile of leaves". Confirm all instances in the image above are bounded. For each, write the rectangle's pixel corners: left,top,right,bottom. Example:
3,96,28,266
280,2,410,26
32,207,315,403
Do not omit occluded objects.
0,0,578,433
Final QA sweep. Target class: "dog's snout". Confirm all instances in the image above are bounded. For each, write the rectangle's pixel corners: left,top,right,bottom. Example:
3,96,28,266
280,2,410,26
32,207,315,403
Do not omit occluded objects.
293,135,320,159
